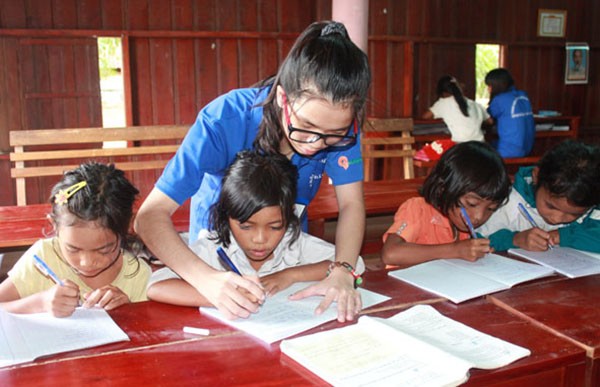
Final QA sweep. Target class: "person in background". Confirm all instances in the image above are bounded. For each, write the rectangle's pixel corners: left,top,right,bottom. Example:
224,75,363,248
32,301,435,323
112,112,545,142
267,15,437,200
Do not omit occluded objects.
134,20,371,322
147,151,365,307
477,140,600,253
422,75,491,143
0,162,150,317
381,141,510,268
485,68,535,158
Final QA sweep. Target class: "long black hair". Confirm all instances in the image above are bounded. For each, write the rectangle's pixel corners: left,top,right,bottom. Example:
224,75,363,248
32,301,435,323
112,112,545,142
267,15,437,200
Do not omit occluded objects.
420,141,510,215
436,75,469,117
485,68,515,102
209,150,301,247
254,20,371,154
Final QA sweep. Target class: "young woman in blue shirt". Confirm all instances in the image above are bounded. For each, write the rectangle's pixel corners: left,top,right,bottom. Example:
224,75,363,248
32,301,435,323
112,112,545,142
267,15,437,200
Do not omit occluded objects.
135,21,371,322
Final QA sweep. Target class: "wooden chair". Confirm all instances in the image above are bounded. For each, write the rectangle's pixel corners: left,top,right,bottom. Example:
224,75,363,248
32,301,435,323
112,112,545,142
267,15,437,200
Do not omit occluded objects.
361,118,415,181
9,125,189,205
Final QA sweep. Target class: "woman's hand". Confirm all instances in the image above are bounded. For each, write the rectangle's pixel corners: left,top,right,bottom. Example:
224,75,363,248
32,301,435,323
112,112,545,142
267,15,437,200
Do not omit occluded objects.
42,279,80,317
83,285,130,310
288,266,361,322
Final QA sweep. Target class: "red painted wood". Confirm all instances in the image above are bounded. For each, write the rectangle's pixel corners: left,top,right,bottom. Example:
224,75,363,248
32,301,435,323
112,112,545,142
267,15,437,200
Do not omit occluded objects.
0,295,587,386
0,179,424,249
490,274,600,383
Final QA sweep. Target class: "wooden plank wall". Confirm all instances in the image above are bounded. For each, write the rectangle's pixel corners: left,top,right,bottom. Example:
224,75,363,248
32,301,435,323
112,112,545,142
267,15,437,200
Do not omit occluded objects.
0,0,599,204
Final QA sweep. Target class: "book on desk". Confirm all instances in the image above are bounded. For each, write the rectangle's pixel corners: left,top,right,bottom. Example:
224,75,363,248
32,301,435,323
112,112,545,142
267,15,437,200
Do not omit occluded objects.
280,304,530,387
387,253,555,303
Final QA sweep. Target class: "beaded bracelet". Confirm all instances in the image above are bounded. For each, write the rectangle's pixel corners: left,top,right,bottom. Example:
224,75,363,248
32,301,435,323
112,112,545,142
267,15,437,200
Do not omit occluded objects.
326,261,363,289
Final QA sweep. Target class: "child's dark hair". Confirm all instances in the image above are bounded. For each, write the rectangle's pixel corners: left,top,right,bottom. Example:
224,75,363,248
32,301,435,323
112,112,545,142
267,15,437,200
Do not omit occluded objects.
436,75,469,117
485,68,515,101
536,140,600,208
49,162,139,248
209,150,301,247
255,20,371,154
420,141,510,215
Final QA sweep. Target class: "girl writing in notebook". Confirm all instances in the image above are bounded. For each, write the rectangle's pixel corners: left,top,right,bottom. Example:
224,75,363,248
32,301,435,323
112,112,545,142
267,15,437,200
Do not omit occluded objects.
147,150,365,307
477,140,600,253
135,20,371,322
381,141,510,268
0,162,151,317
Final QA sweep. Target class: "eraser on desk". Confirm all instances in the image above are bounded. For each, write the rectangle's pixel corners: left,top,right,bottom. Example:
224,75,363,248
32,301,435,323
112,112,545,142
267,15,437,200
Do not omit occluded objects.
183,326,210,336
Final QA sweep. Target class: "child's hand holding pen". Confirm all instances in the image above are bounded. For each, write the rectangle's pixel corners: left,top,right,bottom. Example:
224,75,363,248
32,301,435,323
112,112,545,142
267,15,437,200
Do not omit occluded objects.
517,203,555,251
33,254,79,317
458,206,491,261
41,279,80,318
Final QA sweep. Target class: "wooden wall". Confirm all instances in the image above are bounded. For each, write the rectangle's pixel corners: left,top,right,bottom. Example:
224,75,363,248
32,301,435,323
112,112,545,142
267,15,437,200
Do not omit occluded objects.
0,0,598,204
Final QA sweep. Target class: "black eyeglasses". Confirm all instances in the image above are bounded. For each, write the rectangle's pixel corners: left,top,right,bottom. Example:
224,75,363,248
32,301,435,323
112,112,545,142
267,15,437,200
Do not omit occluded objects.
282,94,357,148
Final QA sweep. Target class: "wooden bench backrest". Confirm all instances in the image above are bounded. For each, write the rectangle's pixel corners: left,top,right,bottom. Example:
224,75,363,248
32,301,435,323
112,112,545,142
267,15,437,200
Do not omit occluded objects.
361,118,415,180
10,125,189,205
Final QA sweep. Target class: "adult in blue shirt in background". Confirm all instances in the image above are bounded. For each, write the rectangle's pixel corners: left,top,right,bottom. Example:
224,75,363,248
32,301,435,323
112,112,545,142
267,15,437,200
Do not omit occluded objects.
135,21,371,322
485,68,535,157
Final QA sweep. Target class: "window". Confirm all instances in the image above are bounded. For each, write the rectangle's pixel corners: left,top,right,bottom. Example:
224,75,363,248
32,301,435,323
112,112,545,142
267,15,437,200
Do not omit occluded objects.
475,44,500,107
98,37,126,148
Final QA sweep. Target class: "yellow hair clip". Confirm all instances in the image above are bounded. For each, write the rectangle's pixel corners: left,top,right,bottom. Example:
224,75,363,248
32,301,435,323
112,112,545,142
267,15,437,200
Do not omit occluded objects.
55,181,87,205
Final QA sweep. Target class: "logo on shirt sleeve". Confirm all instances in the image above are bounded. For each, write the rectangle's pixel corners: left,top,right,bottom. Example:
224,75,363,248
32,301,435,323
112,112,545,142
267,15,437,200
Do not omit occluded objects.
338,156,349,170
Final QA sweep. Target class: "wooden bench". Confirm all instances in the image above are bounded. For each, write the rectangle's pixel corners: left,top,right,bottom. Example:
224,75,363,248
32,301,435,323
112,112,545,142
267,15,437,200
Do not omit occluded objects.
10,125,189,205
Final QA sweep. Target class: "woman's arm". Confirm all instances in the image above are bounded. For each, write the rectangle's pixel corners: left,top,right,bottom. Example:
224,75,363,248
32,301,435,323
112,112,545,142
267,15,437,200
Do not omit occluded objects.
134,188,264,319
289,181,365,322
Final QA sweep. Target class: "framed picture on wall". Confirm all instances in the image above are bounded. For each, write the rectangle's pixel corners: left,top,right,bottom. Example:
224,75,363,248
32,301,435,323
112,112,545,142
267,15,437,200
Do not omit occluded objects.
537,9,567,37
565,43,589,84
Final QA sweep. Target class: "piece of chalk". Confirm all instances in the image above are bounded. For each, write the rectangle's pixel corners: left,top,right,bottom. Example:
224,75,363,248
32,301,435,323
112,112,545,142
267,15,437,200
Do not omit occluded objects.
183,326,210,336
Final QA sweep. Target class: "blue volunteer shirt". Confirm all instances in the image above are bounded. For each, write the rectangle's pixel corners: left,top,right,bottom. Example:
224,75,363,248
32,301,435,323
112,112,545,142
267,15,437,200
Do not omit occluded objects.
488,87,535,158
155,87,364,243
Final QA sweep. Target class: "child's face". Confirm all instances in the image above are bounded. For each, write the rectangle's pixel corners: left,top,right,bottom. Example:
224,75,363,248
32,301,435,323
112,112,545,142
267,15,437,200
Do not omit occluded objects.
448,192,499,232
277,87,355,157
56,222,122,278
229,206,287,266
535,186,590,225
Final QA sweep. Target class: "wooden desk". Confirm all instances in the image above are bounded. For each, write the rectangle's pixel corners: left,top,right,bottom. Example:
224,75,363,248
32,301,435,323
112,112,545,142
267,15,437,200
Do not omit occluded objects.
0,292,586,386
489,275,600,386
0,179,424,250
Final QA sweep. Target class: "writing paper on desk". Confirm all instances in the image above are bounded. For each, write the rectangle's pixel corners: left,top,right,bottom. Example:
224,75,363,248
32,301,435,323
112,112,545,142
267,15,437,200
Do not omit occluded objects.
388,253,555,303
0,307,129,368
509,247,600,278
200,282,389,344
280,304,530,387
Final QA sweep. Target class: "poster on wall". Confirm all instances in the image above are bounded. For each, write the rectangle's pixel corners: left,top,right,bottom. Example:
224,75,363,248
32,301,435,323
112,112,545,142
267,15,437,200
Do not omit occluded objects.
565,42,589,84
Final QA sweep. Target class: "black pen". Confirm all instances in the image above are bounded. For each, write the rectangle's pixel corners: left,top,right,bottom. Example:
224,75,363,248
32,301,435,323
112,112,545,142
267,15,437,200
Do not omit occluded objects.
216,247,242,275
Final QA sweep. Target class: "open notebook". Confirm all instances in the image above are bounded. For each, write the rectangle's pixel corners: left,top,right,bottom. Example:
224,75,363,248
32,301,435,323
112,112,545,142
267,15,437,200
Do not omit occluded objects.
508,247,600,278
388,253,555,303
0,307,129,368
200,281,390,344
281,304,530,387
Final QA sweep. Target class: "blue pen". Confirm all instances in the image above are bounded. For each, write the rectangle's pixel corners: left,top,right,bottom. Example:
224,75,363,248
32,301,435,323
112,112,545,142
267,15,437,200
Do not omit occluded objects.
33,254,64,286
460,206,478,239
216,247,242,275
518,203,555,249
